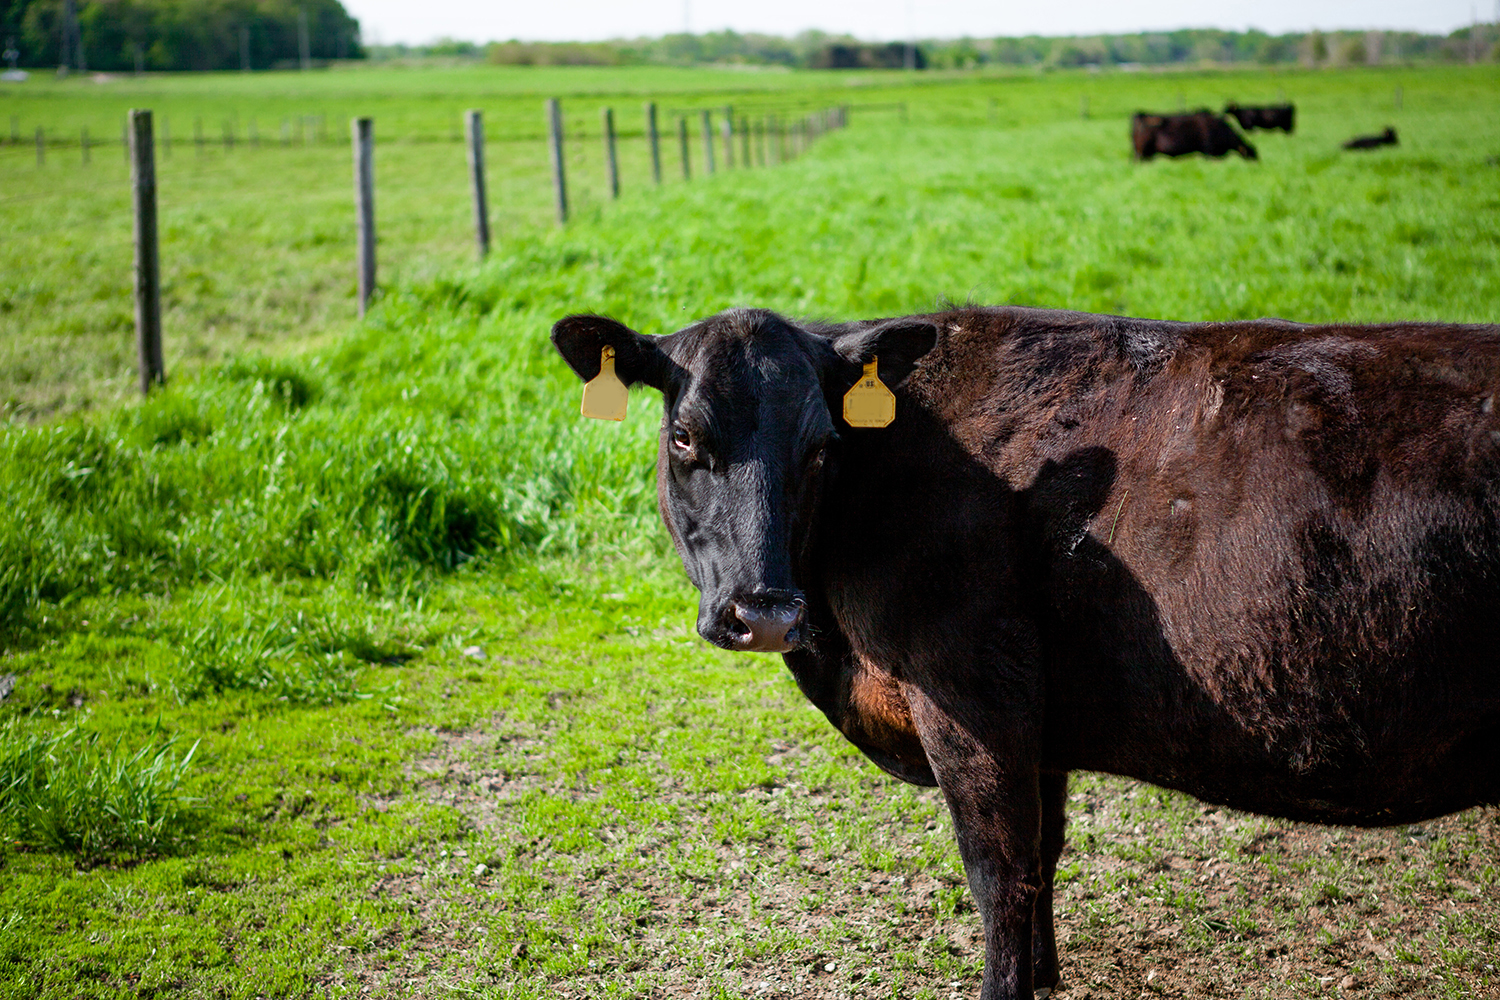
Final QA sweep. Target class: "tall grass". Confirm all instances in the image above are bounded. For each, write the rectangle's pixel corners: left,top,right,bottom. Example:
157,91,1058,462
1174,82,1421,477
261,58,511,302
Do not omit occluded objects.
0,292,664,639
0,723,199,862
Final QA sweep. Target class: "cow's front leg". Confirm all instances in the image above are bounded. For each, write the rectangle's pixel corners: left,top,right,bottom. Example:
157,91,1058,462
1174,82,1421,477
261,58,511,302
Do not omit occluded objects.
904,682,1043,1000
1032,770,1067,997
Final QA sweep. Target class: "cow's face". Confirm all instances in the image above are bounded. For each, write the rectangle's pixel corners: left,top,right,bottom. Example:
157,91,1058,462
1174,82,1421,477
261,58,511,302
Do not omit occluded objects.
552,309,936,654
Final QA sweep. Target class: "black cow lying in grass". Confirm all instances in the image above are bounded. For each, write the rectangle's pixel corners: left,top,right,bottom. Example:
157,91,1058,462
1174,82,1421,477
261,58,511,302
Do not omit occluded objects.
1224,102,1296,132
1344,126,1399,150
1132,110,1257,160
553,305,1500,1000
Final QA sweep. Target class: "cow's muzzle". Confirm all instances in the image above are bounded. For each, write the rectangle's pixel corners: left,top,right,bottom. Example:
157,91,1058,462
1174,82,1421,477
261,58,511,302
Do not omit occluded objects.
706,593,807,653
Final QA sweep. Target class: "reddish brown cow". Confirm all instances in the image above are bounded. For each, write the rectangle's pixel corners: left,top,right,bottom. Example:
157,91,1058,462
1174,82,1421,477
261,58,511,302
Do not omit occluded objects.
553,305,1500,1000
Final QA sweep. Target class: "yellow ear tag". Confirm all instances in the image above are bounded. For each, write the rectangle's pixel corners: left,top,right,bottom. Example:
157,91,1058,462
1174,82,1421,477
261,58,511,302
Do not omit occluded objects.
580,345,628,421
842,357,896,428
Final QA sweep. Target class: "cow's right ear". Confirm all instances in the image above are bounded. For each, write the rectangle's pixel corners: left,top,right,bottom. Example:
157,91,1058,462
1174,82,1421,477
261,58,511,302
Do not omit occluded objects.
550,314,669,390
829,318,940,387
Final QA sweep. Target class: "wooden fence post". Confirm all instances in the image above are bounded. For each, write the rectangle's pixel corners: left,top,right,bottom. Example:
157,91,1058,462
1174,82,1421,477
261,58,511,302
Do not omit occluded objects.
602,106,619,199
646,102,662,184
128,110,164,394
721,104,735,168
738,115,750,168
351,117,376,317
464,109,490,259
678,115,690,180
121,120,129,161
10,115,17,144
700,109,715,174
34,126,43,165
80,126,89,164
546,97,568,225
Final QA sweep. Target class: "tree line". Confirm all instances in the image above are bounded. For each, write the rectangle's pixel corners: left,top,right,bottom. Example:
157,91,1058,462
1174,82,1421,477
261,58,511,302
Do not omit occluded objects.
1,0,362,72
392,25,1497,70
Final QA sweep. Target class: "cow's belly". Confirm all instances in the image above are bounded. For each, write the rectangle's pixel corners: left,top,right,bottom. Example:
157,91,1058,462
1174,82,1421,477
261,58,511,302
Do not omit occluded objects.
1055,677,1500,826
1130,741,1500,827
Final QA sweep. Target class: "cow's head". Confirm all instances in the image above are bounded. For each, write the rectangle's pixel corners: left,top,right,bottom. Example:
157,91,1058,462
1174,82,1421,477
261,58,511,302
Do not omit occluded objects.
552,308,937,654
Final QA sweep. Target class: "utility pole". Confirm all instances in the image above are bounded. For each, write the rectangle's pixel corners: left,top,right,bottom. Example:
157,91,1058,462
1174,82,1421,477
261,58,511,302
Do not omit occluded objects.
298,9,311,70
904,0,915,70
60,0,79,73
240,26,250,71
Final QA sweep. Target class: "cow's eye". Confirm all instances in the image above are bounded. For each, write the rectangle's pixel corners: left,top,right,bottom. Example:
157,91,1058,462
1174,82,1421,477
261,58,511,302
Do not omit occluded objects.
671,426,692,451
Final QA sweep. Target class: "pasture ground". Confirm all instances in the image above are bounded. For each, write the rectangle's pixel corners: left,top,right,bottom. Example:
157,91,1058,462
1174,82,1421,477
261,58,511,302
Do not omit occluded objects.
1,61,1498,998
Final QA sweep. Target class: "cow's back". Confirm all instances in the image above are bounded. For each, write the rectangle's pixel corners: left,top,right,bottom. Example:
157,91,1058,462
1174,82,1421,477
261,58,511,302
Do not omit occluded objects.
876,308,1500,823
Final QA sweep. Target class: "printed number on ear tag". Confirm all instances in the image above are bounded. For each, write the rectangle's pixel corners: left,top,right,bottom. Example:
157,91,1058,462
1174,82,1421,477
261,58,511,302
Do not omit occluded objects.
842,357,895,428
581,345,628,421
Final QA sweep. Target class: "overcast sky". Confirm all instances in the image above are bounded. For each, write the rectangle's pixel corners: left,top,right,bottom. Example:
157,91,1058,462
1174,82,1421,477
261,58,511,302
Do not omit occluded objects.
345,1,1496,47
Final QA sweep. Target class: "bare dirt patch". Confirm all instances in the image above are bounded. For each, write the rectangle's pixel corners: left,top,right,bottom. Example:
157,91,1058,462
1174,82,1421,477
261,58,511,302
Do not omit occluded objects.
348,719,1499,999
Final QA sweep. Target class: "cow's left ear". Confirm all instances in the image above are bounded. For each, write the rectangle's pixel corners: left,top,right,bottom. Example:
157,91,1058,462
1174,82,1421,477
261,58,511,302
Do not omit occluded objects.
829,318,939,387
551,314,670,390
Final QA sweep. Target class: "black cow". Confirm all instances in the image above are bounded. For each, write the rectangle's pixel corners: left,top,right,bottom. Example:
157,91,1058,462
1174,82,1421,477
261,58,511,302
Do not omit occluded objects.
552,306,1500,1000
1344,126,1398,150
1132,110,1257,160
1224,102,1296,132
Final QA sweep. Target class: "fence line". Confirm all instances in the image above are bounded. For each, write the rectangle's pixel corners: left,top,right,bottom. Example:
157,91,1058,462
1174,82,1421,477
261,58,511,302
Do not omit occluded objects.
3,102,873,153
15,94,850,366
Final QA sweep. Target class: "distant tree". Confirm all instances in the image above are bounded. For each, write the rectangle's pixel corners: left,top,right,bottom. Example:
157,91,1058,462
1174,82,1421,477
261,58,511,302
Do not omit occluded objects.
9,0,360,70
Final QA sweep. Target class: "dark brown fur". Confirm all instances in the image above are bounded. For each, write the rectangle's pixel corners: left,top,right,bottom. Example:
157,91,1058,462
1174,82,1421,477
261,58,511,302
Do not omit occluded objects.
552,306,1500,1000
1224,102,1296,132
1132,110,1258,160
1344,126,1398,150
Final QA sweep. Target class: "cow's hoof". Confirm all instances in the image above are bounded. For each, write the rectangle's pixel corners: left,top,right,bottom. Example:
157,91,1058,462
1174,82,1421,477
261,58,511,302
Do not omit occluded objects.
1035,990,1051,999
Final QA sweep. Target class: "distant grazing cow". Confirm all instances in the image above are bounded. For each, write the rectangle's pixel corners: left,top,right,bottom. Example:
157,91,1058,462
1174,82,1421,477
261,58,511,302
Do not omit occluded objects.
1224,102,1296,132
1344,126,1399,150
1132,110,1257,160
553,305,1500,1000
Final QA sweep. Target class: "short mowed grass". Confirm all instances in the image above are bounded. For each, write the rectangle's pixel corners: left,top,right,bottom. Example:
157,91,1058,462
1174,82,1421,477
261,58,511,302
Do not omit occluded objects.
1,62,1498,999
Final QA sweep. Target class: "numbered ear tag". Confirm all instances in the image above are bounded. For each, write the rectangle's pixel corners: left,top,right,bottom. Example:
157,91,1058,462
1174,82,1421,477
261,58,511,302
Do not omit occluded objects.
842,357,896,428
580,345,628,421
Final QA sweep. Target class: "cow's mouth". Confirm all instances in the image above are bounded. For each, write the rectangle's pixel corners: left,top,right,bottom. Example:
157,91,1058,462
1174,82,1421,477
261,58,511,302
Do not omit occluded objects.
708,597,807,653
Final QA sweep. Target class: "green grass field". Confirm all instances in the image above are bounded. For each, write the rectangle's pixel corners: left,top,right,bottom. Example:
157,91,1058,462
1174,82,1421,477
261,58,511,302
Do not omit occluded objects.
1,61,1498,999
